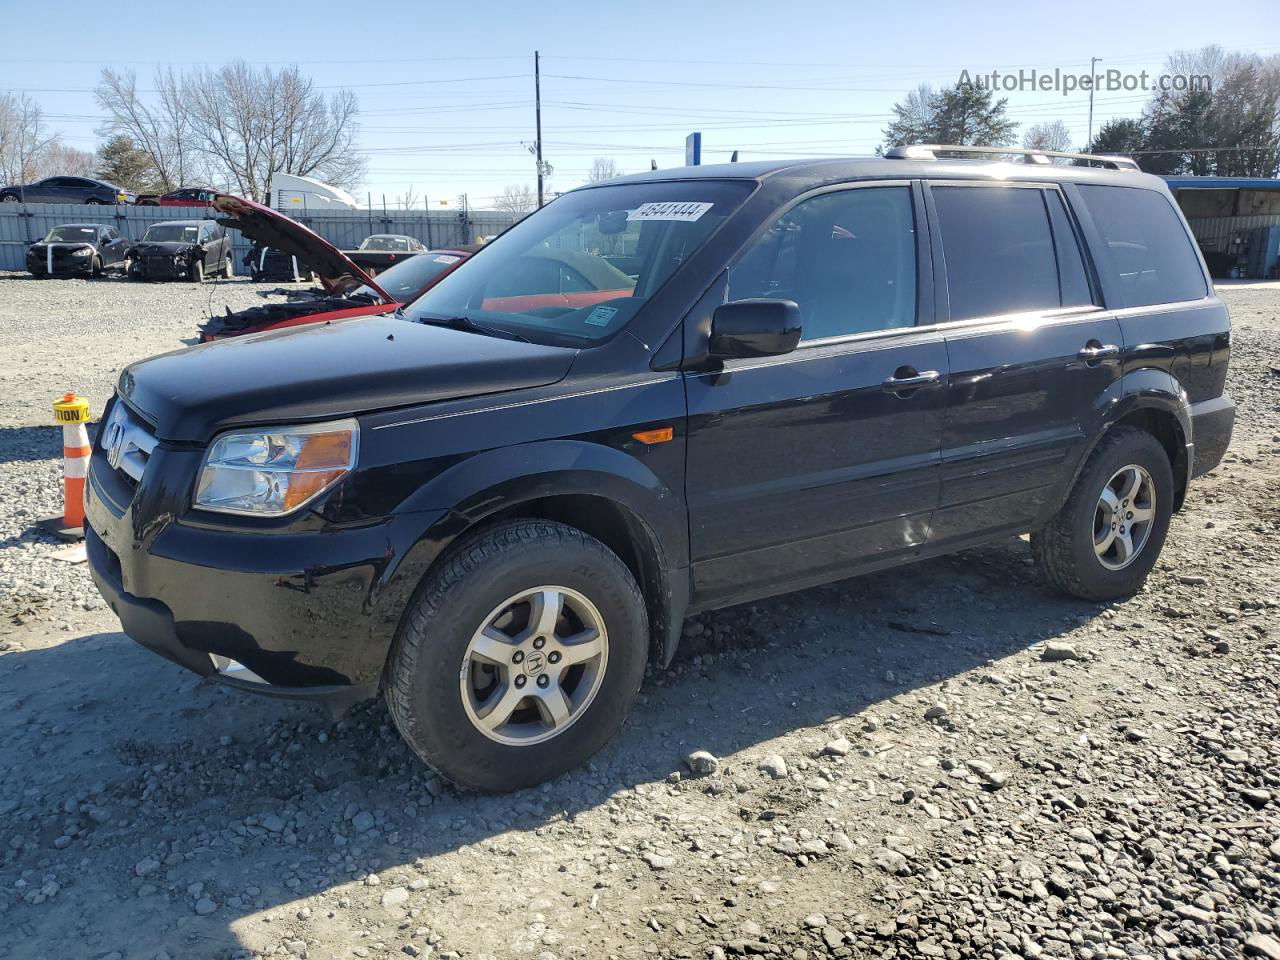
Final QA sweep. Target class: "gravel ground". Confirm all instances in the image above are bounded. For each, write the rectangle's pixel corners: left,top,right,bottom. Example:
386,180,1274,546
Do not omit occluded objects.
0,278,1277,960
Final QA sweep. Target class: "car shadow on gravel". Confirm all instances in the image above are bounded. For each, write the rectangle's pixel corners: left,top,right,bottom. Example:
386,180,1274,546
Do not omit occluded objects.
0,536,1108,959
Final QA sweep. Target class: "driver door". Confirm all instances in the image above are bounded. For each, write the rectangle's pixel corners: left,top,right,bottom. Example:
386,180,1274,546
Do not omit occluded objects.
685,182,948,607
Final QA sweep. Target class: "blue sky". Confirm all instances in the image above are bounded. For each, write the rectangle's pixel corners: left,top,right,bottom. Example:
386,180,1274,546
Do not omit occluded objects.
2,0,1277,208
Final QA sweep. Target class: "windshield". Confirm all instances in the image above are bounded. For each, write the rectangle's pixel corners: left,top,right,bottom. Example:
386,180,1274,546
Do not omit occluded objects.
43,226,98,243
404,180,753,345
361,236,415,251
143,224,200,243
352,251,466,300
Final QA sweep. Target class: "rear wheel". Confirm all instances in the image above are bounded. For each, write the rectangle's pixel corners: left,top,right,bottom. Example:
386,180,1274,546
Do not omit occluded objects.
1032,426,1174,601
1,194,18,203
385,519,648,791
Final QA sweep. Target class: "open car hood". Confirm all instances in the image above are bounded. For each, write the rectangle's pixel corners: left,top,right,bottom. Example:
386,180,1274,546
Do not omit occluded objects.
211,193,392,302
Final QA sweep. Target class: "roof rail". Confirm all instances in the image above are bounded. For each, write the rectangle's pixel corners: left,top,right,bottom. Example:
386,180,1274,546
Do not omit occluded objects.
885,144,1141,171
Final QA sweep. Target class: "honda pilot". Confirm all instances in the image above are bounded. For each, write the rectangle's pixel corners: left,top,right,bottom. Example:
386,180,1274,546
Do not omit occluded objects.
85,148,1234,791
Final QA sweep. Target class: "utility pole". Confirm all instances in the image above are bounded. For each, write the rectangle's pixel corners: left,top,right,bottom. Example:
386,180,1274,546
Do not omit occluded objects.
534,50,544,208
1087,56,1101,149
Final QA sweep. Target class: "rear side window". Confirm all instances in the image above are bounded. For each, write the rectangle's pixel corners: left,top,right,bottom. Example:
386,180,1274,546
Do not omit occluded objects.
1075,185,1207,307
1045,192,1095,308
932,185,1061,321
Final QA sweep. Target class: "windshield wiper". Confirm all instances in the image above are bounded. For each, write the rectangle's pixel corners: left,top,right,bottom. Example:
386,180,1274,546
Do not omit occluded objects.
413,313,530,343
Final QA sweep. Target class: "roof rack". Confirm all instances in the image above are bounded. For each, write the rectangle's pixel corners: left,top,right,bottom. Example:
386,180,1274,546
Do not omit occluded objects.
885,144,1141,171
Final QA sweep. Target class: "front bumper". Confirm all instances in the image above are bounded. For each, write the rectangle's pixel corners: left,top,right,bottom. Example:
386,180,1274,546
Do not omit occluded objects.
86,524,376,711
83,429,443,699
131,257,188,280
28,256,94,276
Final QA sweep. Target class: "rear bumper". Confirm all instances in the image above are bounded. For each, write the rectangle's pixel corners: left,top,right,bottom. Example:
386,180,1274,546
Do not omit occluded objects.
1190,393,1235,478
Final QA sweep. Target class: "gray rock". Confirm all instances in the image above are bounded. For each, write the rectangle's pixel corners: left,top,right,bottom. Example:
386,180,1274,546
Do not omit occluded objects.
381,887,409,909
642,851,675,870
351,810,376,833
1241,788,1272,808
684,750,720,776
924,703,948,721
134,857,160,877
193,897,217,916
822,737,852,757
1245,934,1280,960
758,755,788,779
261,814,285,833
1041,642,1078,662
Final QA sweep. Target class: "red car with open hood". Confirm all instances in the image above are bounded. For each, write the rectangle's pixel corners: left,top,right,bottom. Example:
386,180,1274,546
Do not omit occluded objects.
197,194,472,341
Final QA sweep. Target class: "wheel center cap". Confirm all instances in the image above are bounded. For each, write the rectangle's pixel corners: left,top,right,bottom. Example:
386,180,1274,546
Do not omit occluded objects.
524,650,546,677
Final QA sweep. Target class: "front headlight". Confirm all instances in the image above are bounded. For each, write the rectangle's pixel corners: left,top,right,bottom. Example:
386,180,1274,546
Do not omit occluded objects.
71,247,92,256
193,418,359,516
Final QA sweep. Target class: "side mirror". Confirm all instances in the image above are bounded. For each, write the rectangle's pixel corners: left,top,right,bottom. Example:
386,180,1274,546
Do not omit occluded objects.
709,299,802,359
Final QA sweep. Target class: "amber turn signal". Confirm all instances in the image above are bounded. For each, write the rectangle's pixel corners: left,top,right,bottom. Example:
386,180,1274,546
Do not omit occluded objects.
632,426,674,445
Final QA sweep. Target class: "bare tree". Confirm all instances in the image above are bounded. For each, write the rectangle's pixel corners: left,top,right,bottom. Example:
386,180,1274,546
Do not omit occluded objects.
0,93,56,184
96,62,364,201
183,62,365,202
493,184,536,215
587,157,621,183
96,68,197,191
1023,120,1073,152
396,184,421,211
36,142,96,179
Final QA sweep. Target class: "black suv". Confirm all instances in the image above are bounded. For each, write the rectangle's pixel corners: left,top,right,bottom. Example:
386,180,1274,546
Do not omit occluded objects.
85,150,1234,791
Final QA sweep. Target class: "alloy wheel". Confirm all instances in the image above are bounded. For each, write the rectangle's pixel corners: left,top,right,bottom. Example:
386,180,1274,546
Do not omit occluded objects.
459,586,609,746
1094,463,1156,571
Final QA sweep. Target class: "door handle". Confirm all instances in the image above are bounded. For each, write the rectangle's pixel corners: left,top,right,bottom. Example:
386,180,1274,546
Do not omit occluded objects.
1078,342,1120,363
882,369,942,394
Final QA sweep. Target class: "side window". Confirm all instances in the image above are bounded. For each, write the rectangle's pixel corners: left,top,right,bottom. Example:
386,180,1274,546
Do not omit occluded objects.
1045,191,1095,308
932,185,1060,321
727,186,917,341
1075,185,1207,307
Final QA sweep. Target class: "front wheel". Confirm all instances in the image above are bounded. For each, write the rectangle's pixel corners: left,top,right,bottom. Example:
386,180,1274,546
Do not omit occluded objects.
90,256,102,278
1,194,18,203
1032,426,1174,601
189,259,204,283
385,520,648,791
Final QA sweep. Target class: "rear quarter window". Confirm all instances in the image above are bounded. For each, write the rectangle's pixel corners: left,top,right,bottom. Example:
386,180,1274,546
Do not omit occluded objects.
1075,185,1207,308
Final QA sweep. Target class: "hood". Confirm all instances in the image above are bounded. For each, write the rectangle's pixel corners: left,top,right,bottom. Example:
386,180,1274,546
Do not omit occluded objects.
117,313,577,442
211,193,391,302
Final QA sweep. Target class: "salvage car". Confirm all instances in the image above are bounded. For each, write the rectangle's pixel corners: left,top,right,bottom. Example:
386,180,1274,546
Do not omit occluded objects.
26,223,129,277
135,187,217,207
345,234,427,275
197,198,472,339
0,176,134,205
244,242,314,282
127,220,232,282
85,149,1234,792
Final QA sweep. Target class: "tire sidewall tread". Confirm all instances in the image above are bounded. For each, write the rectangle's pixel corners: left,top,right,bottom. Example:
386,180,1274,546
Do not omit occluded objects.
385,519,648,792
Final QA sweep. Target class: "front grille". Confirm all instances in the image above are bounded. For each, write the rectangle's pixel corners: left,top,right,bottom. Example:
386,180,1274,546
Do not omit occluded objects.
102,400,157,485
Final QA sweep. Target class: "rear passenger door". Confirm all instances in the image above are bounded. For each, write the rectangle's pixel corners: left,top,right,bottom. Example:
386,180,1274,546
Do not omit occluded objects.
925,181,1123,546
685,182,949,607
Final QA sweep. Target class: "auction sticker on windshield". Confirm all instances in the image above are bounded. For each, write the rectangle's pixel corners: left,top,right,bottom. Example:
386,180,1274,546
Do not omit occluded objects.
627,201,714,222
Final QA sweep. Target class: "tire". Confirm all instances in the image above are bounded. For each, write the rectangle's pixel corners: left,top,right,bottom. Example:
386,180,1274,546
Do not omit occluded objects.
189,259,204,283
1,194,18,203
85,198,106,205
385,519,648,792
1032,426,1174,601
90,256,102,278
222,255,233,278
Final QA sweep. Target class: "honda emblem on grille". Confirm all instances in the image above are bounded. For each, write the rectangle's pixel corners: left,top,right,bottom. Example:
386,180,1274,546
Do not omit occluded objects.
105,417,126,470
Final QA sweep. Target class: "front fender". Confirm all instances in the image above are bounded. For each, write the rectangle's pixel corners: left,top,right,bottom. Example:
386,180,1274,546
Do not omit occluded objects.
363,439,690,675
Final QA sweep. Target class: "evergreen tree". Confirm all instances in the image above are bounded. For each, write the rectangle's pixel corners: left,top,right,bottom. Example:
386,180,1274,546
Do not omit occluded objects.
94,134,162,193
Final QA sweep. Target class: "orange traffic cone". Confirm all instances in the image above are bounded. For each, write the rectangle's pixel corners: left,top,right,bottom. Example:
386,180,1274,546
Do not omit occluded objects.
38,393,91,540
